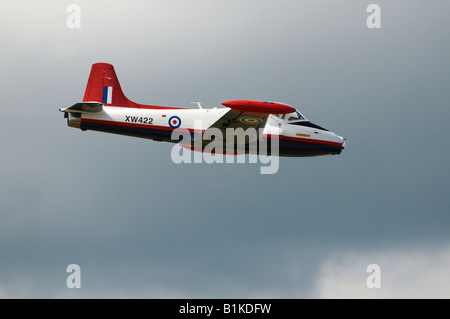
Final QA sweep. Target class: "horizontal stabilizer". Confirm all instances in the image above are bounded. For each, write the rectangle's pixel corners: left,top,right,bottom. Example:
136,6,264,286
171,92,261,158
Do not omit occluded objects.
59,102,103,113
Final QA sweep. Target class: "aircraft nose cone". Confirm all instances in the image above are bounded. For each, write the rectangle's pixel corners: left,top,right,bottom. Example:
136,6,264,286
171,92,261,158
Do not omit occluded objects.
329,134,345,155
339,136,346,152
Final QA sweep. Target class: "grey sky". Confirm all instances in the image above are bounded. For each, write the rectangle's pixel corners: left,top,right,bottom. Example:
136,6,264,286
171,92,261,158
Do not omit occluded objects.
1,0,449,298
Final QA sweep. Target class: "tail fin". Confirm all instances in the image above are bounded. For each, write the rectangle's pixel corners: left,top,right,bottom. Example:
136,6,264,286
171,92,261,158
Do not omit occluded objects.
82,63,137,107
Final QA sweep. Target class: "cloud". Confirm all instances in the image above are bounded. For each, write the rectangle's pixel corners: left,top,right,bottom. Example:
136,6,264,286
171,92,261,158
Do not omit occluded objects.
1,0,450,299
311,244,450,298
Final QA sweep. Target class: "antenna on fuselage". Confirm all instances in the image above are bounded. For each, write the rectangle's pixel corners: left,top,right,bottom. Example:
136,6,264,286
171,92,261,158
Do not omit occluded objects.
191,102,203,109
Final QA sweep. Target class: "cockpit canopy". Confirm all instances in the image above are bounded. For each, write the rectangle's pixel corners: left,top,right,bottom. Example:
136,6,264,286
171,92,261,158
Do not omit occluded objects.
276,110,306,122
275,109,328,131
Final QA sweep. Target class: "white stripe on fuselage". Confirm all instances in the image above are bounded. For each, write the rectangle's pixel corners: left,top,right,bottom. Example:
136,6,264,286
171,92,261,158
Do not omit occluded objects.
83,106,228,130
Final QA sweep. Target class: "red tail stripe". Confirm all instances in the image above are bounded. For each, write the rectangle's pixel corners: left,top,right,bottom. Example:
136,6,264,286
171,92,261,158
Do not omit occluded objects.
82,63,182,109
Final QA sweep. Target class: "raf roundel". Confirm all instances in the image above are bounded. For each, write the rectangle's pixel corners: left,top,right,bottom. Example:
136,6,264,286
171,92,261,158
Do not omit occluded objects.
239,116,262,125
168,116,181,128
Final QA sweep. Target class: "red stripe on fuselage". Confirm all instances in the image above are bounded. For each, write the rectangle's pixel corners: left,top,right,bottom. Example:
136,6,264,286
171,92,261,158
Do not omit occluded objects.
263,134,342,147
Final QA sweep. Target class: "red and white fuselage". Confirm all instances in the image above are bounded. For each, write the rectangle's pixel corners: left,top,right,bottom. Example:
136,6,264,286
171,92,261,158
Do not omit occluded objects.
61,63,345,157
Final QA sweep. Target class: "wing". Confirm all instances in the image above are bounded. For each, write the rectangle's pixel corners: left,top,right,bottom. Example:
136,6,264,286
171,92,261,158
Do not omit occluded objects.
190,100,294,154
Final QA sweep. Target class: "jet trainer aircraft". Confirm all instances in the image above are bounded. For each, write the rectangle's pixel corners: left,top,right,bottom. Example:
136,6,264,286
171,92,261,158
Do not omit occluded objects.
60,63,345,156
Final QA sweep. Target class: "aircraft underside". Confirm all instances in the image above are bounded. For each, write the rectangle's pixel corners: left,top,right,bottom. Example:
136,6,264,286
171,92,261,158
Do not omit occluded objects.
80,118,343,157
